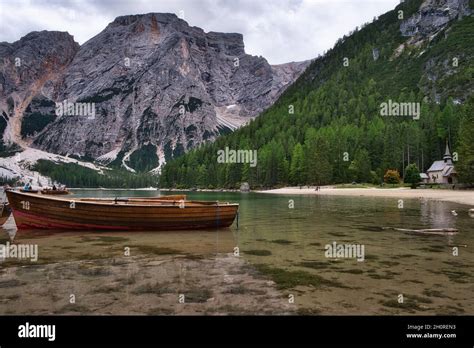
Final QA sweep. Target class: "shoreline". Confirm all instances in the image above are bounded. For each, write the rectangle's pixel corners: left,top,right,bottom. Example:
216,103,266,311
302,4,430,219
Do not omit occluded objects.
257,186,474,207
68,186,474,207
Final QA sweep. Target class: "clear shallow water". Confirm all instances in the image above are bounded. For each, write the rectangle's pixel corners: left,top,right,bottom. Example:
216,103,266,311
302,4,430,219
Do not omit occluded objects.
0,190,473,314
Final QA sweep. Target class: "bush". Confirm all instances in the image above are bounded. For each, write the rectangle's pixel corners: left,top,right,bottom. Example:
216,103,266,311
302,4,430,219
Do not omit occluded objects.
370,170,381,185
384,169,400,185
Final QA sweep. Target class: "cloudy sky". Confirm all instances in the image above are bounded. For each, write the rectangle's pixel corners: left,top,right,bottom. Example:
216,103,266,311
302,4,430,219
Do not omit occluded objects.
0,0,399,64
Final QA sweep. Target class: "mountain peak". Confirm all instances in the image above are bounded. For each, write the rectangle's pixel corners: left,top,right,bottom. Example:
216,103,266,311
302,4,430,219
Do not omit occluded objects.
0,30,78,49
110,12,183,27
0,12,308,170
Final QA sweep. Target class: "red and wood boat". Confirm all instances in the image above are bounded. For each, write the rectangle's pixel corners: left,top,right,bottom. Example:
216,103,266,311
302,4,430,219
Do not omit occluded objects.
5,189,238,231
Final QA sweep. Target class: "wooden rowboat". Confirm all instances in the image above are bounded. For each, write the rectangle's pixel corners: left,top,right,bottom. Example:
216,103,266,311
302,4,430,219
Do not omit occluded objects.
5,189,238,231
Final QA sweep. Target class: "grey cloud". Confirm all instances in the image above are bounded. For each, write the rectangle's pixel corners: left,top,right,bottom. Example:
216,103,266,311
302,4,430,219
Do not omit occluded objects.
0,0,399,64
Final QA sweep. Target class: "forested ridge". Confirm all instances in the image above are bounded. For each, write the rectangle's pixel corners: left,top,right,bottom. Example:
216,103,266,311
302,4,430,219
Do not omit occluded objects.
160,0,474,189
32,160,158,188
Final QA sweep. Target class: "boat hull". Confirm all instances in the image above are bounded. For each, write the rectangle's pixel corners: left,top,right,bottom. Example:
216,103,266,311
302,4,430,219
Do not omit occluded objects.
6,190,238,231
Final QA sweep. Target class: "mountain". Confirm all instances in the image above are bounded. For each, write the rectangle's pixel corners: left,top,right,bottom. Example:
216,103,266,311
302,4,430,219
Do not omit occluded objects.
0,31,79,150
0,13,309,176
160,0,474,189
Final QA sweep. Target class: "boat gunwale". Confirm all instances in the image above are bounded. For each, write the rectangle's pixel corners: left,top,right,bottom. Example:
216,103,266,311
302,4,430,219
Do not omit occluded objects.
6,190,239,208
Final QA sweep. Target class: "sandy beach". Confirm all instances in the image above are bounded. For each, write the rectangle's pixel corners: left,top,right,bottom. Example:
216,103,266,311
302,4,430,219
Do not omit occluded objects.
258,187,474,207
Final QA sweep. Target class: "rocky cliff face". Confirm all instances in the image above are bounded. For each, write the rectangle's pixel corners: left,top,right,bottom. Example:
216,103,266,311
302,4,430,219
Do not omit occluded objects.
0,13,308,171
400,0,471,39
0,31,79,148
399,0,472,103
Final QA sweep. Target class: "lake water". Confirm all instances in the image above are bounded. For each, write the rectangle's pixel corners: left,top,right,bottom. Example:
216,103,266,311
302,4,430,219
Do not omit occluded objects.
0,190,473,315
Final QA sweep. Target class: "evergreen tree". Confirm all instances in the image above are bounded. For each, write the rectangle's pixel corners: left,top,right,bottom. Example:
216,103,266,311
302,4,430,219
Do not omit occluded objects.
349,149,372,182
404,163,421,189
305,131,333,185
457,97,474,185
289,143,305,185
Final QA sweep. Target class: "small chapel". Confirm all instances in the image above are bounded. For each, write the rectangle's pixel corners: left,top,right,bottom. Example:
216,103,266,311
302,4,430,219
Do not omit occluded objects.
425,142,457,184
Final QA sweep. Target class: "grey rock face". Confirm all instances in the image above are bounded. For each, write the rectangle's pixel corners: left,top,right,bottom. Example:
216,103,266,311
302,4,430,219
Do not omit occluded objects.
0,31,79,146
0,31,79,96
400,0,471,38
1,13,309,171
398,0,472,103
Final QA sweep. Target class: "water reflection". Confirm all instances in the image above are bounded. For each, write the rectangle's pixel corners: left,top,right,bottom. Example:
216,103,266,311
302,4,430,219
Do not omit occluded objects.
2,227,236,263
1,191,473,315
420,200,456,228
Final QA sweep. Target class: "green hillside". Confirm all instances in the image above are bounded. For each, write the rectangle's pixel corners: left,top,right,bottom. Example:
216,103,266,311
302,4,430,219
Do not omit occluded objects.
33,160,158,188
160,0,474,188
